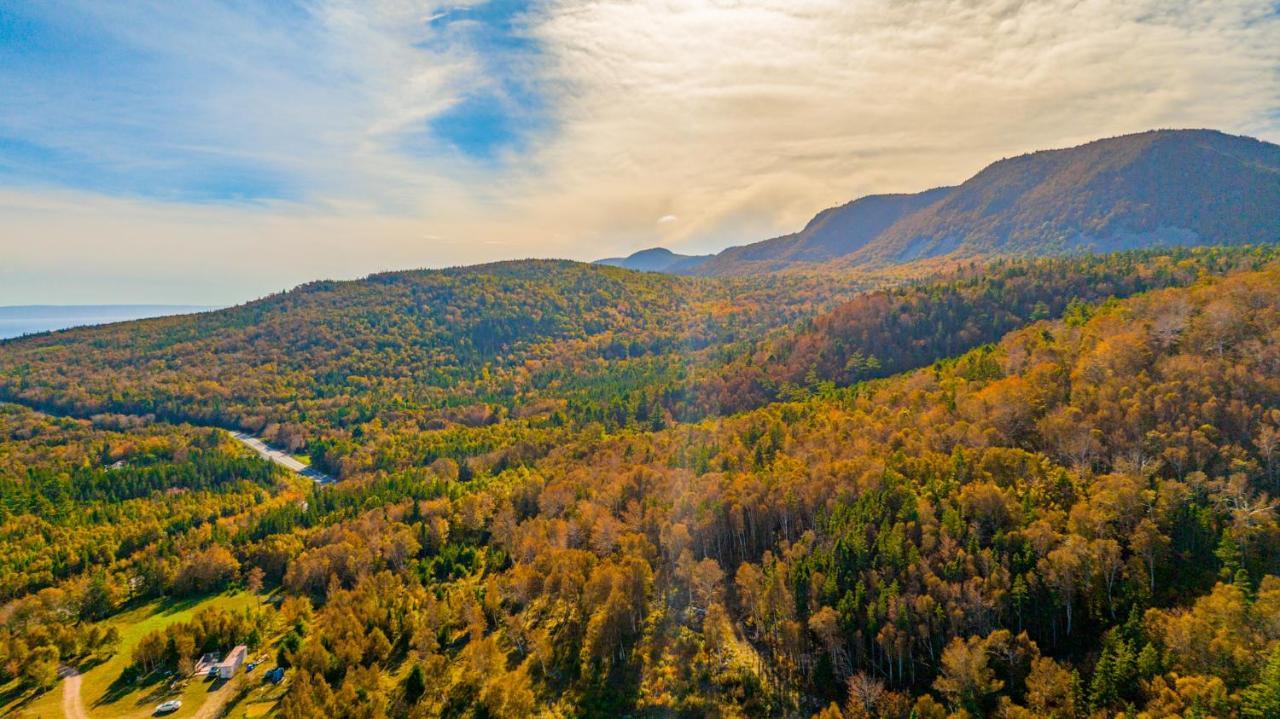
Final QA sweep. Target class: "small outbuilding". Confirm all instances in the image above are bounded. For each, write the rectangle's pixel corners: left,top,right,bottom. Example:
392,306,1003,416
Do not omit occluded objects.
215,645,248,679
193,652,221,676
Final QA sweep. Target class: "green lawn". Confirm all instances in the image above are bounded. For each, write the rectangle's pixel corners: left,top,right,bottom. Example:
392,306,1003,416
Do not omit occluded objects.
15,591,261,719
219,680,288,719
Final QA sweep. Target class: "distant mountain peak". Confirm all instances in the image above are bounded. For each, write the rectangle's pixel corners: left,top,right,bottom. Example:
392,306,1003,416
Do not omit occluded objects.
595,247,711,273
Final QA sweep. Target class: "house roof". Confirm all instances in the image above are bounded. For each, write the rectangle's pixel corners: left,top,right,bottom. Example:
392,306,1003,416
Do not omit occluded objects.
215,645,248,667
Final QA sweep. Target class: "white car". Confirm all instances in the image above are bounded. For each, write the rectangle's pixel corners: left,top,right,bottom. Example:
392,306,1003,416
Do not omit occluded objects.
155,699,182,714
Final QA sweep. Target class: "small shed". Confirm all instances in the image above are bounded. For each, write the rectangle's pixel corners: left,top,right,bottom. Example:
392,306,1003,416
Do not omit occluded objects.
193,652,221,676
216,645,248,679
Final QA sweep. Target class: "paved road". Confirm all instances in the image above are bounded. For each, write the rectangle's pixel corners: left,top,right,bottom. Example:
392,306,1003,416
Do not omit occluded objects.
6,401,335,486
228,432,334,484
60,668,88,719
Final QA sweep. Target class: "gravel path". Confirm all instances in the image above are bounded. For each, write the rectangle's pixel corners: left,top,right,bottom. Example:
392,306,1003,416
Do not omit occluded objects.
59,668,88,719
189,678,239,719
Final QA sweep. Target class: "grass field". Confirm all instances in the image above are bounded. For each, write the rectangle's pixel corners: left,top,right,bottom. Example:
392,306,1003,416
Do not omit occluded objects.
216,680,288,719
6,591,265,719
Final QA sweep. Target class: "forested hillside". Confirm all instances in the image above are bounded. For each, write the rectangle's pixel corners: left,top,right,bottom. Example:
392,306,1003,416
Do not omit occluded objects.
702,246,1280,412
4,254,1280,718
0,405,301,694
267,264,1280,718
0,262,866,478
0,249,1271,484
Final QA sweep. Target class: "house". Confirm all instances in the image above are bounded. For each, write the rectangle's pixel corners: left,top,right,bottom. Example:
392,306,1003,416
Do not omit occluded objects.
264,667,286,685
215,645,248,679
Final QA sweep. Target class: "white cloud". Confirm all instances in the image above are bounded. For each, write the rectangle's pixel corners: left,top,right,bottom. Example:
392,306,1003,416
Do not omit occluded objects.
1,0,1277,303
519,0,1280,252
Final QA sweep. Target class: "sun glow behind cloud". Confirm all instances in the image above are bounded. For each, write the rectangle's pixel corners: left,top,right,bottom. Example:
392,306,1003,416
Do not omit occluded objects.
0,0,1277,303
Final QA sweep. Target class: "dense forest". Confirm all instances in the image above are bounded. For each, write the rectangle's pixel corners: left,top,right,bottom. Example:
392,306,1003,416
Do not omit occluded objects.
3,251,1280,718
0,261,869,476
2,248,1275,482
698,247,1280,413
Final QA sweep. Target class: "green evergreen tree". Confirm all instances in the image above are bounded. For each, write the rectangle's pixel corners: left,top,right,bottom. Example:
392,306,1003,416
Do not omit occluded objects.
1216,534,1243,580
1242,649,1280,719
1136,643,1162,679
404,663,427,705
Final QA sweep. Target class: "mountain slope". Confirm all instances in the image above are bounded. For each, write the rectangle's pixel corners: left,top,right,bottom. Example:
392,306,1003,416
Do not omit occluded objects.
0,260,868,475
848,128,1280,266
690,129,1280,274
694,186,954,274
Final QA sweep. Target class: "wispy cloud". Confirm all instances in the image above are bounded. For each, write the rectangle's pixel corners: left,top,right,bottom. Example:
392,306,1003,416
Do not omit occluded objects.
0,1,478,205
0,0,1277,302
521,0,1280,251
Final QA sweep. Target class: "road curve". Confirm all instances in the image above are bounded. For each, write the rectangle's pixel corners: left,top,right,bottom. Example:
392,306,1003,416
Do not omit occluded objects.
0,400,335,485
228,432,334,484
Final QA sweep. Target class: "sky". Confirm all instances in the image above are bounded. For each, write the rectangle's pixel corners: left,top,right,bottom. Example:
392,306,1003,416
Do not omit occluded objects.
1,0,1278,305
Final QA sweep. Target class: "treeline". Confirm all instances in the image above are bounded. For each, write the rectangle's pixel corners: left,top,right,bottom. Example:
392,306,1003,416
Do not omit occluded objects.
131,605,269,676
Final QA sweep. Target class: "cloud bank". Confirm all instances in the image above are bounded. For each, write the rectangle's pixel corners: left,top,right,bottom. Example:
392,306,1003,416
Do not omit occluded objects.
1,0,1277,303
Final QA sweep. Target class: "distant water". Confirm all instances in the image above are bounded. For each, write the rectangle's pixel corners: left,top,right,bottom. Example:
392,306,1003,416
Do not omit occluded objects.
0,305,214,340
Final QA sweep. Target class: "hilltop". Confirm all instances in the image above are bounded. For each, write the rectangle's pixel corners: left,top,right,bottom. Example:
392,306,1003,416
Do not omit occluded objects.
595,247,711,273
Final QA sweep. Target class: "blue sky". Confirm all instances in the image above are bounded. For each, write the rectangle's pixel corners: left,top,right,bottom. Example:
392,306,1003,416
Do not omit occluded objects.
424,1,550,161
0,1,548,201
0,0,1277,304
1,2,299,201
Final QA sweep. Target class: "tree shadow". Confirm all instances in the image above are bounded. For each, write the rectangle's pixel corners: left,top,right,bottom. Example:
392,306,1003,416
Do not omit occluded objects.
95,667,162,707
137,681,181,707
77,654,111,674
0,682,38,714
156,594,206,617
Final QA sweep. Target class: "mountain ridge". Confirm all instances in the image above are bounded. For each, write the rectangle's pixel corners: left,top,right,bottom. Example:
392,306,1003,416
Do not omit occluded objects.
693,186,955,275
841,128,1280,268
604,128,1280,275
